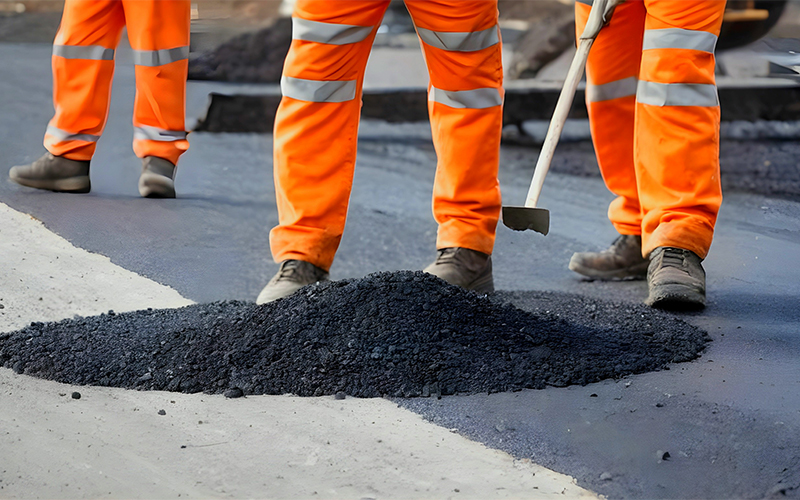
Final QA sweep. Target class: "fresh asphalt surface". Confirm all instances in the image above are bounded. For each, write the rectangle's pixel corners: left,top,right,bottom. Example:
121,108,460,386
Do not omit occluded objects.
2,42,799,499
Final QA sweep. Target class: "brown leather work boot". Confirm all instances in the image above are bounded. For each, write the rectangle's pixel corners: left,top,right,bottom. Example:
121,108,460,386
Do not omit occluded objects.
423,247,494,293
9,153,90,193
645,246,706,310
569,234,649,280
139,156,177,198
256,260,330,304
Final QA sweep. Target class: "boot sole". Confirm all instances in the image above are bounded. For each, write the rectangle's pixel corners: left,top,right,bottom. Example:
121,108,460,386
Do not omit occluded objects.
139,173,176,199
645,283,706,310
9,174,90,194
568,259,649,281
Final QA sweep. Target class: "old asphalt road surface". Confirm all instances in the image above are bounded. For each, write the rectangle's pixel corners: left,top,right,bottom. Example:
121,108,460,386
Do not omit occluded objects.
2,42,799,499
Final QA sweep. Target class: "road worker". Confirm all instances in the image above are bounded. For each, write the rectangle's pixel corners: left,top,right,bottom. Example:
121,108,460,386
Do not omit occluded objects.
568,0,725,309
257,0,504,303
9,0,191,198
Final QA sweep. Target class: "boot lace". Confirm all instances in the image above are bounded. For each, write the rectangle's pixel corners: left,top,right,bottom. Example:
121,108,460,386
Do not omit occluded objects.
659,248,686,268
434,248,459,264
275,260,303,282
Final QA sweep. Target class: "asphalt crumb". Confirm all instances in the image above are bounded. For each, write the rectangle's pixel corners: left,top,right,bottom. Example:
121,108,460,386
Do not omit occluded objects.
0,271,708,398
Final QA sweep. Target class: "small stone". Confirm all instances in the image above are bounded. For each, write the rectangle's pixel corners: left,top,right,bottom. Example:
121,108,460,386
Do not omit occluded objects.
158,409,166,416
655,402,664,408
600,472,613,481
71,392,81,400
180,445,187,449
590,393,598,397
657,450,670,462
224,388,244,399
334,391,346,400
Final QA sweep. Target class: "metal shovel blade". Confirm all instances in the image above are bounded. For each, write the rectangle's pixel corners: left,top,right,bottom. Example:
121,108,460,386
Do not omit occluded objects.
501,206,550,235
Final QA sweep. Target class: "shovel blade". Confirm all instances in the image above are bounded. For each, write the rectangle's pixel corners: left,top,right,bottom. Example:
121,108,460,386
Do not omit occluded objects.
501,206,550,235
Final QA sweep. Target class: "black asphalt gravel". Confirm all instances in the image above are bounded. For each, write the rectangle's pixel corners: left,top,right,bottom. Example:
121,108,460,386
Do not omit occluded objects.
0,271,707,398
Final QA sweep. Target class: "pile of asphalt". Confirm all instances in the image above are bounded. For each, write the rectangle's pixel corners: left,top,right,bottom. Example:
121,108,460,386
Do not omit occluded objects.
0,271,708,398
188,17,292,83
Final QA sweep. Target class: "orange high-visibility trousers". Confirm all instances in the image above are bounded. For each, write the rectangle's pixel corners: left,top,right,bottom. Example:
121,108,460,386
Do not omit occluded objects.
270,0,504,271
44,0,190,165
576,0,725,259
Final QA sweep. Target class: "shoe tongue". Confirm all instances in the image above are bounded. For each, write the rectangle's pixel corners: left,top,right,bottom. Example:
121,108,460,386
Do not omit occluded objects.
437,248,459,262
278,260,302,278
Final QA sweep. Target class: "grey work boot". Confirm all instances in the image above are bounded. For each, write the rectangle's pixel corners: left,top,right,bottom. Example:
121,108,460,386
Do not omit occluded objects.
569,234,649,280
256,259,330,304
423,247,494,293
139,156,177,198
645,247,706,310
9,153,90,193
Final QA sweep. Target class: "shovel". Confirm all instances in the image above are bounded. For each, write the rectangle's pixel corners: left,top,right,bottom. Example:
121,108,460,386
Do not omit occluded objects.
502,0,621,235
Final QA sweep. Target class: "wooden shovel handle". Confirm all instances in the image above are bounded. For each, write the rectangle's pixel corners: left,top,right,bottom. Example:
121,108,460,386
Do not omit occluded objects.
524,38,593,208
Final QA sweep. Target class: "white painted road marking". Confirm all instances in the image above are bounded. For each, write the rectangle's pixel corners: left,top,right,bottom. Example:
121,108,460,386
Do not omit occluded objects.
0,202,597,499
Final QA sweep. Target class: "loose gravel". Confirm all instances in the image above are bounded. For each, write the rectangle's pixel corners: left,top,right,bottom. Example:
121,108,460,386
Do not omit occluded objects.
0,271,708,398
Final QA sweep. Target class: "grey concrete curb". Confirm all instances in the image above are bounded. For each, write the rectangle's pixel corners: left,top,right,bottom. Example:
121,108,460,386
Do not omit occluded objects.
195,78,800,134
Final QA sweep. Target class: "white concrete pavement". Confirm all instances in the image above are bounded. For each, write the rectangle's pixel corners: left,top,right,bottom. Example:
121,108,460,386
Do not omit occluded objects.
0,202,596,499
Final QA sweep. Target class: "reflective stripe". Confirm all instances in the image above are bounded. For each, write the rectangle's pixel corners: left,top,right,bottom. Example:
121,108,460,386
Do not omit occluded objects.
643,28,718,53
53,44,114,61
133,46,190,67
281,76,357,103
429,86,502,109
416,25,499,52
292,18,373,45
587,76,638,102
45,125,100,143
133,126,187,142
636,80,719,107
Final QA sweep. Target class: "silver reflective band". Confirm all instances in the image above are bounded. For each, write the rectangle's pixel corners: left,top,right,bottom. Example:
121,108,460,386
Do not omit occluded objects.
53,44,114,61
281,76,357,103
643,28,718,53
133,46,190,67
587,76,638,102
416,25,499,52
134,126,187,142
636,80,719,107
46,125,100,143
429,87,502,109
292,18,373,45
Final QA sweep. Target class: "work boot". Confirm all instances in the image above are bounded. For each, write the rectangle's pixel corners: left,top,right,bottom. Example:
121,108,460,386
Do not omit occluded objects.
139,156,177,198
423,247,494,293
645,246,706,310
8,153,90,193
569,234,649,280
256,259,330,304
